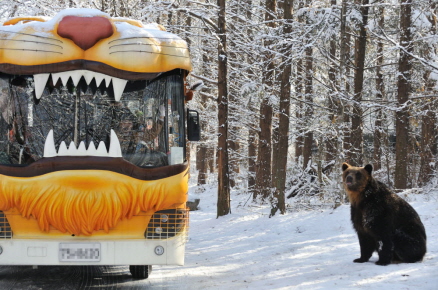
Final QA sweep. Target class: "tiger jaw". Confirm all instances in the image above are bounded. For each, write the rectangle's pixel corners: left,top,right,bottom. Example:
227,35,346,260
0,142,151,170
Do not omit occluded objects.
34,70,127,101
35,70,126,158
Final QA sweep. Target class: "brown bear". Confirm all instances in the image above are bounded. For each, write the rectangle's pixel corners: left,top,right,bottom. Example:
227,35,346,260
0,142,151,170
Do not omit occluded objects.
342,162,427,266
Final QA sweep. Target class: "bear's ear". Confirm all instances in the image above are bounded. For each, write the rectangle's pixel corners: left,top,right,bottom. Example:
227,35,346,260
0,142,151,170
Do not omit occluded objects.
342,162,350,171
364,164,373,175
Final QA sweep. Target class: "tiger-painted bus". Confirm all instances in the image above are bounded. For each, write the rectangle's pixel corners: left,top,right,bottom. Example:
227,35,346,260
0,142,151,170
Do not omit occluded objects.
0,8,199,279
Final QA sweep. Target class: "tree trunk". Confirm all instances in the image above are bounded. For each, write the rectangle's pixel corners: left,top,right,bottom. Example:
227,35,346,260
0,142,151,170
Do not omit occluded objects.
294,1,306,163
217,0,230,217
335,0,353,207
340,0,352,160
196,22,214,186
248,123,257,193
241,0,257,195
197,145,207,185
302,0,314,169
350,0,369,166
325,0,339,164
295,58,304,162
418,0,437,186
373,5,385,171
395,0,412,189
418,95,437,186
271,0,293,217
255,0,277,200
226,1,242,189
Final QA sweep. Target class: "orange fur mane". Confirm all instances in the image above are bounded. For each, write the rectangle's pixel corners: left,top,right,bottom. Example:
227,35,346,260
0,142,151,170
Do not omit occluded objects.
0,170,187,235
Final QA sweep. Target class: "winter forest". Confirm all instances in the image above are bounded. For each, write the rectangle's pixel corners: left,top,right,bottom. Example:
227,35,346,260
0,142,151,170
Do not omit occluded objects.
1,0,437,217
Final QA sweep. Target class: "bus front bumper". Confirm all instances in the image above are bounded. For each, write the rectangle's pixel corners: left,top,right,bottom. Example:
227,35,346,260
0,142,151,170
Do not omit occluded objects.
0,236,186,266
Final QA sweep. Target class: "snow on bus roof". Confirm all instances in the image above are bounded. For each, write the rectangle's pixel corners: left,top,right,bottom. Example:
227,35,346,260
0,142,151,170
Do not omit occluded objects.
0,8,184,44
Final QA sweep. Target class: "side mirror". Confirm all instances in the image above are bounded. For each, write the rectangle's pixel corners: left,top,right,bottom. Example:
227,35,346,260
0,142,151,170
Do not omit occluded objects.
187,109,200,141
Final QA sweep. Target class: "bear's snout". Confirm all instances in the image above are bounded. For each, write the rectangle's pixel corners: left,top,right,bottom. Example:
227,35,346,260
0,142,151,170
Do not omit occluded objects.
344,173,361,191
344,175,356,190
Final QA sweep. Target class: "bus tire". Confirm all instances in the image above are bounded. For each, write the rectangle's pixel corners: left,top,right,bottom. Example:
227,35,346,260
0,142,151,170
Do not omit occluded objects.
129,265,152,279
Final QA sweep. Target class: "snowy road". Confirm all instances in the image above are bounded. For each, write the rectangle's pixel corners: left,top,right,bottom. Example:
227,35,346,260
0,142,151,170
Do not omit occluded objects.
0,264,190,289
0,265,145,289
0,186,436,290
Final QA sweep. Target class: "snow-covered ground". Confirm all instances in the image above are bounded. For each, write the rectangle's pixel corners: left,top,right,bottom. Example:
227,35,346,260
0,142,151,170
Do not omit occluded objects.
150,183,438,290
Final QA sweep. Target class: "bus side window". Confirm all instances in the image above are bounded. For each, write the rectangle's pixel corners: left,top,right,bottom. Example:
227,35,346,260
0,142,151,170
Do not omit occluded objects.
187,109,200,141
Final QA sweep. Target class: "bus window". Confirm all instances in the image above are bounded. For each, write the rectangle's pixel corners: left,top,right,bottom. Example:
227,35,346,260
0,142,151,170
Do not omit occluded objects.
0,71,187,168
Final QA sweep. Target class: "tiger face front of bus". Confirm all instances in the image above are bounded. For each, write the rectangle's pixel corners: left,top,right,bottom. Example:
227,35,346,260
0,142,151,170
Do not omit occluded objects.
0,8,191,269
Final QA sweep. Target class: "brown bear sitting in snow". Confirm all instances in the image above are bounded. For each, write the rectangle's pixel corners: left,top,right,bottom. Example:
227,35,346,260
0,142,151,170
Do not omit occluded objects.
342,162,427,266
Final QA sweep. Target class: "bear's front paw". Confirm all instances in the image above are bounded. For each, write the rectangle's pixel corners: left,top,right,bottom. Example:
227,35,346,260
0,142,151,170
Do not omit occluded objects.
375,260,390,266
353,258,368,263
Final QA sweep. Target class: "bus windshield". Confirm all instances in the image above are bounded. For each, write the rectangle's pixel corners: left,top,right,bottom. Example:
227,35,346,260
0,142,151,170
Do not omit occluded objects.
0,70,186,167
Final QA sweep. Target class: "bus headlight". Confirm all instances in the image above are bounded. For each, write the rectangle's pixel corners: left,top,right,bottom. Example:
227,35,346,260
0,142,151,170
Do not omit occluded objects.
160,214,168,223
145,208,188,240
0,211,13,239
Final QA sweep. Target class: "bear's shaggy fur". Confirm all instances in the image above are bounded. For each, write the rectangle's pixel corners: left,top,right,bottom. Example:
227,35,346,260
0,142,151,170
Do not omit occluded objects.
342,162,427,266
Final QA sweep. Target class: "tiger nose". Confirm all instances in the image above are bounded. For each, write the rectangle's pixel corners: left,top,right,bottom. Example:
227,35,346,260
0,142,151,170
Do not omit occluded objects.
57,16,113,51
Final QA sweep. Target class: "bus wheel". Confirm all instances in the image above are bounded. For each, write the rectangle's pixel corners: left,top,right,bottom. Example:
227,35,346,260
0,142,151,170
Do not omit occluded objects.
129,265,152,279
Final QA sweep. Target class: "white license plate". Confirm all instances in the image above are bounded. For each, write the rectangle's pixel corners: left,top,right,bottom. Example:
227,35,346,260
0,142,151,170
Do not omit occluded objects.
59,243,101,262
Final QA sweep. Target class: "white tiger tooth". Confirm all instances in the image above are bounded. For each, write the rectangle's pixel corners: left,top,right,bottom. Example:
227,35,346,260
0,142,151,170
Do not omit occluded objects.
111,77,127,102
93,72,105,87
50,73,59,86
109,129,122,157
50,74,60,86
67,141,77,155
70,70,83,86
34,73,50,99
87,141,98,155
43,129,122,158
77,141,87,155
96,141,108,156
36,71,129,101
43,129,57,157
82,70,95,85
58,141,68,155
103,75,112,87
51,71,71,86
82,70,108,86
